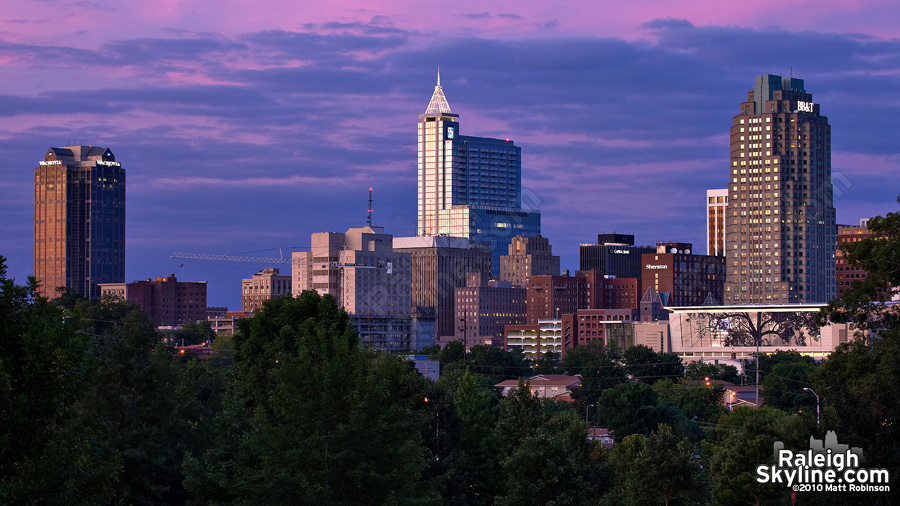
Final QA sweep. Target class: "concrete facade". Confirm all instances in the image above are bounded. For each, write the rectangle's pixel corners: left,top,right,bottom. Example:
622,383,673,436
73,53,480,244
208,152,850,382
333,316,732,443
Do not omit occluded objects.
504,319,565,359
292,226,411,318
241,267,291,313
725,75,836,304
707,189,728,257
394,236,492,341
499,235,560,287
667,304,853,364
293,226,413,350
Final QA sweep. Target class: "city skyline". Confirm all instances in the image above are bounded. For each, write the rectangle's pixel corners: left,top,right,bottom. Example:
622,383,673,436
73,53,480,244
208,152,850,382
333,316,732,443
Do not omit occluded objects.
2,1,899,310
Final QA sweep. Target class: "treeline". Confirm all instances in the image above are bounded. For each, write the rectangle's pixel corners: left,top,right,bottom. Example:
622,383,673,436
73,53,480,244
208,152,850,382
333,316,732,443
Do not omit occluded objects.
2,248,899,504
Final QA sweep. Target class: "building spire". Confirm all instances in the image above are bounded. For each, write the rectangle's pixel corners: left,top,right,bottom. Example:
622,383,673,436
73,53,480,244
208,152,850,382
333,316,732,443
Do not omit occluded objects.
425,68,452,115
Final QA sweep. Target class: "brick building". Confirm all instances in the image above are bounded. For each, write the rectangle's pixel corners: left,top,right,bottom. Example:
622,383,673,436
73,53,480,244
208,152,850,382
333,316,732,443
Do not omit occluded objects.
100,274,207,327
455,272,526,347
242,267,291,313
641,242,726,307
836,220,872,298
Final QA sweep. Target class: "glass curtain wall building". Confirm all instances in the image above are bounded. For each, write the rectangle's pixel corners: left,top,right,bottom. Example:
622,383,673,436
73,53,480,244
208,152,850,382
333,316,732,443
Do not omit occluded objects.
417,72,540,274
34,146,125,299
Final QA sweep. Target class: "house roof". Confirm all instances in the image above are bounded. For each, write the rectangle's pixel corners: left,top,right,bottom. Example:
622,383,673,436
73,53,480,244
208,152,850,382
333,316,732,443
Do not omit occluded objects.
495,374,581,389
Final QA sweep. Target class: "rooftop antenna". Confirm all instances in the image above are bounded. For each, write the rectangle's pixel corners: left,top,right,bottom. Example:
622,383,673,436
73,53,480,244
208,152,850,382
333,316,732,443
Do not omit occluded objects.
367,187,374,226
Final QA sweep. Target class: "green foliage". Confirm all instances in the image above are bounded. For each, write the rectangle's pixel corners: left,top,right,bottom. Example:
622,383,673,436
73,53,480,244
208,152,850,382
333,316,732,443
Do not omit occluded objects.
563,343,626,410
170,321,215,346
760,360,817,413
495,385,610,506
622,344,684,384
611,424,709,506
597,382,700,443
187,290,435,505
449,370,504,505
444,344,532,385
0,257,118,504
808,329,900,504
69,296,206,505
439,340,466,367
819,197,900,331
532,351,562,375
652,378,725,424
709,407,790,506
684,360,739,383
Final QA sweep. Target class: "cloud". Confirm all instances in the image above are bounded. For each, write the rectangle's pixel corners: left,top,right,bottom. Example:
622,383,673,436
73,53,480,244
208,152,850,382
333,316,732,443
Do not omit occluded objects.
2,17,899,308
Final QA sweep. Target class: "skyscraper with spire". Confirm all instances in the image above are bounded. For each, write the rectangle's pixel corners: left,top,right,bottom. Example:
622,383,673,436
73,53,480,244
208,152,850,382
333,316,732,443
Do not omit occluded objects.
416,71,540,274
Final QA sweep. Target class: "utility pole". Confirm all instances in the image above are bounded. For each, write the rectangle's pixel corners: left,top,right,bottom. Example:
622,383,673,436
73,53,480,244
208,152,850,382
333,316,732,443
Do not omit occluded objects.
804,387,820,429
459,309,468,366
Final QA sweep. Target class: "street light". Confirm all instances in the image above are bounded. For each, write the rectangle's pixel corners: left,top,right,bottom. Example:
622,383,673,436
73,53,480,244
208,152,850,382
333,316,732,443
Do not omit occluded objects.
803,387,820,428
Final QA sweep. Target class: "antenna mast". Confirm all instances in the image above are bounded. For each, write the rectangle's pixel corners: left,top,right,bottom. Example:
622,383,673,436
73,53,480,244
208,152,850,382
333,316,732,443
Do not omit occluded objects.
367,187,373,226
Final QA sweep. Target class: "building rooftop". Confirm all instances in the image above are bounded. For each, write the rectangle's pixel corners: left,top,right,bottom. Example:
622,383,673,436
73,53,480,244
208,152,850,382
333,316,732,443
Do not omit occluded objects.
424,69,453,116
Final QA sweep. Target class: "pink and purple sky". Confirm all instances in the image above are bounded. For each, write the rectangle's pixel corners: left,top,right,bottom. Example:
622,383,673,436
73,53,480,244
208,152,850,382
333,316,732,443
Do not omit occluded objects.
2,0,899,309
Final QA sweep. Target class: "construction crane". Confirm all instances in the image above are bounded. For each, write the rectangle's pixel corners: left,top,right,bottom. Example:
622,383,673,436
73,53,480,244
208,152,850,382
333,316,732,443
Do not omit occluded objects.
170,248,384,310
171,252,295,264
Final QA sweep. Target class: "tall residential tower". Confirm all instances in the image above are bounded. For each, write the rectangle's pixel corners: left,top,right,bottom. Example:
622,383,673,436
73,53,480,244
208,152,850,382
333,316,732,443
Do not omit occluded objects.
416,72,540,274
725,75,836,304
35,146,125,299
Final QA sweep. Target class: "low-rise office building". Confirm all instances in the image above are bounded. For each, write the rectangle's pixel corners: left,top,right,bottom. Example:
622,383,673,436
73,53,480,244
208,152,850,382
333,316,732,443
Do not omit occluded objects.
100,274,207,327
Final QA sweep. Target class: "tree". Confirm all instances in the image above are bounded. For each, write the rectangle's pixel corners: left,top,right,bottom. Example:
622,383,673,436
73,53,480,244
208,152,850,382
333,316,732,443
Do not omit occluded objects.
596,382,700,443
495,384,610,506
818,197,900,332
450,370,504,505
170,321,215,346
532,351,562,375
622,344,684,384
760,355,817,413
611,424,708,506
563,343,626,411
444,344,531,385
0,257,118,504
187,291,435,505
652,378,725,424
685,360,739,383
709,407,790,506
69,295,204,505
806,330,900,506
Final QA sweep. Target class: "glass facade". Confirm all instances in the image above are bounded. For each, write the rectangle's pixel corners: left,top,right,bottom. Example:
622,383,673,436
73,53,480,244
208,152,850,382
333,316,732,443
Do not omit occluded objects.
34,146,125,299
417,77,540,276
